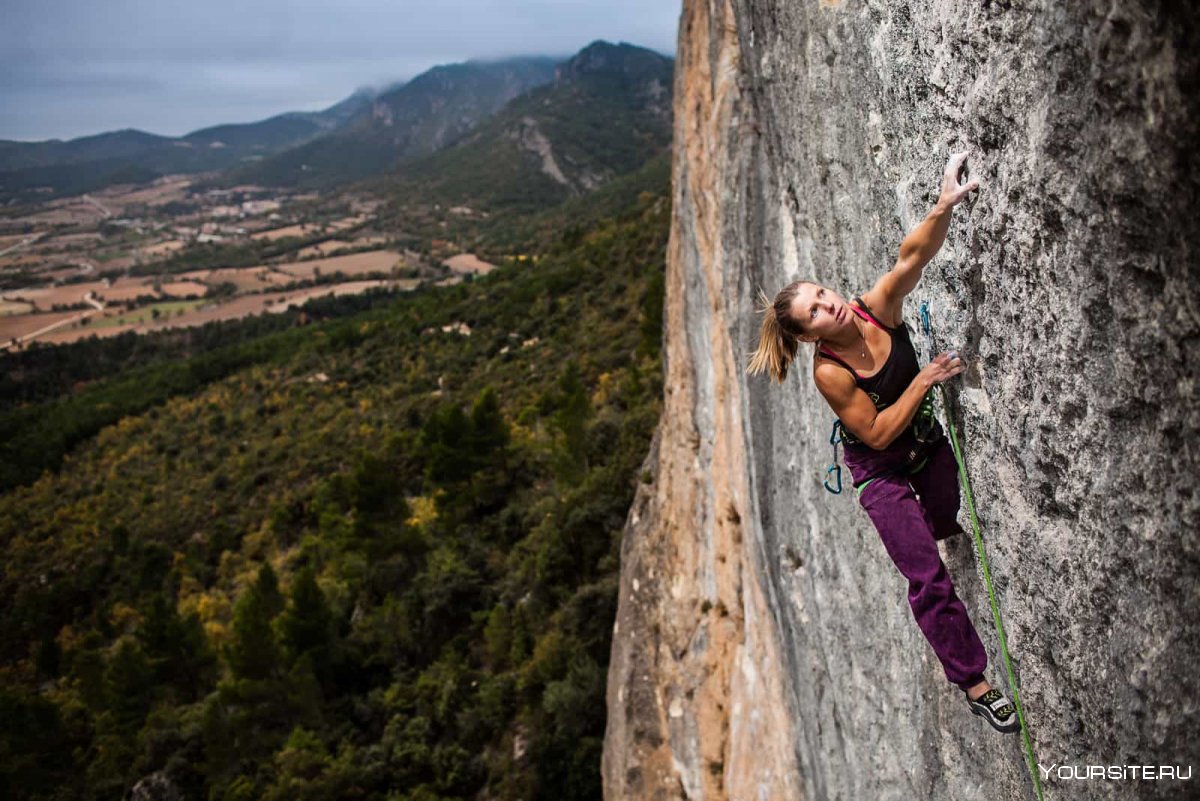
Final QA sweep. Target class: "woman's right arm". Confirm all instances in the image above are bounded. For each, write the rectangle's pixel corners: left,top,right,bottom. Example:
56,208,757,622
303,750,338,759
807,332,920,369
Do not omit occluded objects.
815,352,964,449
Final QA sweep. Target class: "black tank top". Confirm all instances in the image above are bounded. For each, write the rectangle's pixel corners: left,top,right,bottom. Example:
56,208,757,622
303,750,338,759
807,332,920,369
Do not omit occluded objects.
817,297,941,450
817,297,917,404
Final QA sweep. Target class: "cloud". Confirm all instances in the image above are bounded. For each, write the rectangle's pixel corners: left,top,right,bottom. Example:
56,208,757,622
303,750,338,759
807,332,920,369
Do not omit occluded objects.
1,0,680,141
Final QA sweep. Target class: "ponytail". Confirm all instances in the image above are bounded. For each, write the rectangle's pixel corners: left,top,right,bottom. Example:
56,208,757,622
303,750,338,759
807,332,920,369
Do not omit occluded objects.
745,281,810,384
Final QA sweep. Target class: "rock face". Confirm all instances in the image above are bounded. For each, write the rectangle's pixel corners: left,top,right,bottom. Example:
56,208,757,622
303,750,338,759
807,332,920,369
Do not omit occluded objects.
604,2,1199,800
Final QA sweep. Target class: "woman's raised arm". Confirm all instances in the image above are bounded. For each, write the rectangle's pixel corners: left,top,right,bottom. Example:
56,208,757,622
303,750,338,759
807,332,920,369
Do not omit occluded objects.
864,152,980,325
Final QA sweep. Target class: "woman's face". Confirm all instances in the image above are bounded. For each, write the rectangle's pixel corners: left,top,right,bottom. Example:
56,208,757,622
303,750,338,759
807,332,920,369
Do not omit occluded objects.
789,282,852,341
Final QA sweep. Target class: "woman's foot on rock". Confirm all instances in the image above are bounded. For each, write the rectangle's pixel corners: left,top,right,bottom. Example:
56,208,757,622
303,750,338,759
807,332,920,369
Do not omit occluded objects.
966,687,1020,734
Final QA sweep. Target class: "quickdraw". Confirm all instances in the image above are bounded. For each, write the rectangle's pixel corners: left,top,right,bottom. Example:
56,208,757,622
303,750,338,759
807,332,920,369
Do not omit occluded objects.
824,420,845,494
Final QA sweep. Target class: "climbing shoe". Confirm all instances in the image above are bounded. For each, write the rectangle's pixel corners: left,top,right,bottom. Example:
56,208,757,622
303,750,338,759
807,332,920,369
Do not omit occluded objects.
966,688,1020,734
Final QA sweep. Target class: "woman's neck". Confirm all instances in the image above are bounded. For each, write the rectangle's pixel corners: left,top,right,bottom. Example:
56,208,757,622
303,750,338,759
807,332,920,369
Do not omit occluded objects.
821,315,868,352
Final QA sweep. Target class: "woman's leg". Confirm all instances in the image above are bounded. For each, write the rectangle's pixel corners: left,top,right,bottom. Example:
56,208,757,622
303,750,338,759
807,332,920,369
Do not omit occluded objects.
858,473,987,691
909,439,964,541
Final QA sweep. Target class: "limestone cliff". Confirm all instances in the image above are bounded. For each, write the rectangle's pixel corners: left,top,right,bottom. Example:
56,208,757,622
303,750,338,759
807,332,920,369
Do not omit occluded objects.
604,2,1199,800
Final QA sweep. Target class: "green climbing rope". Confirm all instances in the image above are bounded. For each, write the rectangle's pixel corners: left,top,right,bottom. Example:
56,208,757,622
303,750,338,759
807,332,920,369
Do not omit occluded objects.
920,302,1044,801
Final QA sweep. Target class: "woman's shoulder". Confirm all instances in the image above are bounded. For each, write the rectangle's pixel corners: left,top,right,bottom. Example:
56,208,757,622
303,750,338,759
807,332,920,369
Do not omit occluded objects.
812,353,857,400
812,346,857,381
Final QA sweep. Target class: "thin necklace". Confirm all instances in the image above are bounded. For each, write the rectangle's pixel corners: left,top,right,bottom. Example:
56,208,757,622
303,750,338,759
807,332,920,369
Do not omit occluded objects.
821,317,868,359
843,313,867,359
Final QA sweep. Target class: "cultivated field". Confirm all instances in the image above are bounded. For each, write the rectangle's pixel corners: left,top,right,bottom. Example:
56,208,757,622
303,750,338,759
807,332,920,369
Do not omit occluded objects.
94,176,194,209
160,281,210,297
250,223,322,241
443,253,497,275
2,281,109,309
0,253,45,270
178,267,293,293
275,249,407,280
294,236,389,259
140,240,186,258
0,309,92,342
0,300,34,316
89,299,209,329
33,279,419,345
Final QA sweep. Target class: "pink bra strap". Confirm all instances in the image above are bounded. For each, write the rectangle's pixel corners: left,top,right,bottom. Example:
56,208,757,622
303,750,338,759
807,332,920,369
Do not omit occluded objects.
850,303,887,332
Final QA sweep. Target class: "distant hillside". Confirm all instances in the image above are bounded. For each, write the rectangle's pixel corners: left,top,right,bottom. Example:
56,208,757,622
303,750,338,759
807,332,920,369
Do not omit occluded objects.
0,92,380,203
223,56,560,190
0,129,177,171
182,89,374,151
377,41,674,217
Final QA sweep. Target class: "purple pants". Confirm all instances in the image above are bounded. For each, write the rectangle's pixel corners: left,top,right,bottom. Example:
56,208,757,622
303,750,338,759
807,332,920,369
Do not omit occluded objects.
845,438,988,691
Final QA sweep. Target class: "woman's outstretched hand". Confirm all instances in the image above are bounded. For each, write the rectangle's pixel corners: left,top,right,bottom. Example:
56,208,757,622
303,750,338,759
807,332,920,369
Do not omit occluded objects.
939,151,980,208
919,350,965,386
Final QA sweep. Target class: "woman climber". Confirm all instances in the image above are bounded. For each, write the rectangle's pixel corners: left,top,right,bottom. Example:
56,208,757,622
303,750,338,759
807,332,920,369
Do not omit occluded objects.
745,152,1019,734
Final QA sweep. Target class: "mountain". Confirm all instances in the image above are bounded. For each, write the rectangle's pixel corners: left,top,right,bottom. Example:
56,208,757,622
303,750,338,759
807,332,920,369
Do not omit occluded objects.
0,91,381,173
0,91,381,203
0,129,173,172
224,56,560,189
375,41,674,216
0,44,668,204
181,88,375,152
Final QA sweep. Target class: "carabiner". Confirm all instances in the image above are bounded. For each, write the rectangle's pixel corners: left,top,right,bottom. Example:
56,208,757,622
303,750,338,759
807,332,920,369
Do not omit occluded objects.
824,463,843,494
919,301,932,338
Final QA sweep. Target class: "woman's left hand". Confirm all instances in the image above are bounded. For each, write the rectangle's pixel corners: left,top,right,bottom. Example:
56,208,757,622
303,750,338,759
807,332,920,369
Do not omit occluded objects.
939,151,980,207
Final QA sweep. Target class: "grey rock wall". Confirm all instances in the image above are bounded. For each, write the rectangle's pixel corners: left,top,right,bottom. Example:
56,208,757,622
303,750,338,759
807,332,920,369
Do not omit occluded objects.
605,1,1199,799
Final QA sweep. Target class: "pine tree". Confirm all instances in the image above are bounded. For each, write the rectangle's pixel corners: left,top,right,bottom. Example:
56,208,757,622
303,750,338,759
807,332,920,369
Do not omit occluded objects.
256,561,285,621
468,386,510,458
279,568,333,666
553,362,593,484
226,565,282,681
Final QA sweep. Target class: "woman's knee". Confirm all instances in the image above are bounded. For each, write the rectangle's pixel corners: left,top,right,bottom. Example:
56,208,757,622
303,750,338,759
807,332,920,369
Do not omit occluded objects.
931,516,964,540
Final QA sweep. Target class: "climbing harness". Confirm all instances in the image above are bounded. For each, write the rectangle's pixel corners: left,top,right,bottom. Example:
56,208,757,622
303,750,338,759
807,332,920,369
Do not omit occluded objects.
918,300,1044,801
819,313,942,497
821,412,934,498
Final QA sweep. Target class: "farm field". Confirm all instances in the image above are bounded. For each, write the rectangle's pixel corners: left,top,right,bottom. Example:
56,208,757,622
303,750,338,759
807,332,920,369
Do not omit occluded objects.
443,252,497,275
0,299,35,316
33,279,417,345
140,239,186,257
294,236,389,258
0,309,92,342
88,298,209,328
1,281,109,309
178,266,293,292
274,249,408,280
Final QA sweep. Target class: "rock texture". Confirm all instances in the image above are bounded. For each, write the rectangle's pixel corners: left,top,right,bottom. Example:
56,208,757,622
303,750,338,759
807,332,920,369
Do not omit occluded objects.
605,2,1199,800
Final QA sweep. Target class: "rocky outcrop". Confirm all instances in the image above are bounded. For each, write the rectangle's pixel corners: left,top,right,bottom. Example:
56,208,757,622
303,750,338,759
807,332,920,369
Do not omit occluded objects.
605,2,1199,800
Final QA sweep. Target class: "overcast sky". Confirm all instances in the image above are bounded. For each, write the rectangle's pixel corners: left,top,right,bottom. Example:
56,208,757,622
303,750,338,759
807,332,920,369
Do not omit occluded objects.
2,0,681,143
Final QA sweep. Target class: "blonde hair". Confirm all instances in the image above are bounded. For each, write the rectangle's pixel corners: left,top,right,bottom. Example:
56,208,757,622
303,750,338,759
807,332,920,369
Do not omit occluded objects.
745,279,813,384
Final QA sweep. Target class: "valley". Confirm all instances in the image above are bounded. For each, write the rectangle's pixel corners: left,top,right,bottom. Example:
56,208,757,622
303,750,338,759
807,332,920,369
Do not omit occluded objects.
0,177,494,349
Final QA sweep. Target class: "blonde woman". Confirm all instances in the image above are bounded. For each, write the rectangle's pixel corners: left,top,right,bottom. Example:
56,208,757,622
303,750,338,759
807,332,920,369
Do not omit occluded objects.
747,152,1018,734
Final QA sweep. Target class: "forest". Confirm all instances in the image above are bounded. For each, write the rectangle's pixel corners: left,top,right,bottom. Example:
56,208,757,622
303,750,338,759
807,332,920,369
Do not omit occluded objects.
0,184,668,800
